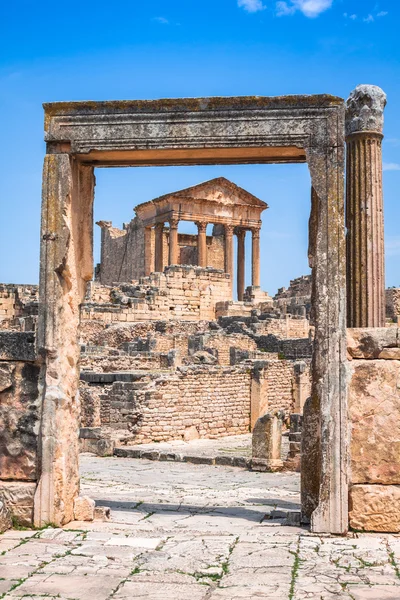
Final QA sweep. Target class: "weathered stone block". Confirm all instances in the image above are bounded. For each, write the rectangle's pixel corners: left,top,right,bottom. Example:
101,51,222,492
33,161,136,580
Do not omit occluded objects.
0,481,36,526
349,360,400,484
349,484,400,532
0,331,37,362
73,496,95,521
347,328,399,359
0,361,40,480
0,492,12,532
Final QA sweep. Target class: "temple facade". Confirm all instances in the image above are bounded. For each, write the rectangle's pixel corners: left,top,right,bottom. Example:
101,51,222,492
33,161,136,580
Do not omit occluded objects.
96,177,268,300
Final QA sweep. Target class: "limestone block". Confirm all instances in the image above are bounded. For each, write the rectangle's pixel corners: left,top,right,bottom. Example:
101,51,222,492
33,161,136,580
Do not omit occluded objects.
0,481,36,526
94,505,111,521
349,484,400,532
0,361,40,480
347,327,398,359
184,426,200,441
73,496,95,521
349,360,400,484
252,411,284,472
0,492,12,532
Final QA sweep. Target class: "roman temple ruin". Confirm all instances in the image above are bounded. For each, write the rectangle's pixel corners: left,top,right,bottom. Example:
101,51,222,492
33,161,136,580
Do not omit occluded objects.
0,85,399,538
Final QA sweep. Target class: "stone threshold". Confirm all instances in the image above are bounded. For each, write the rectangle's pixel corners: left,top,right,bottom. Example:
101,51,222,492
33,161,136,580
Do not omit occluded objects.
114,446,251,468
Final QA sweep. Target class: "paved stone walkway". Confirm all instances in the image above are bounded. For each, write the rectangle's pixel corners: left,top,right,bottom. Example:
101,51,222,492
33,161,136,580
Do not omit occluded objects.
0,456,399,599
115,433,289,466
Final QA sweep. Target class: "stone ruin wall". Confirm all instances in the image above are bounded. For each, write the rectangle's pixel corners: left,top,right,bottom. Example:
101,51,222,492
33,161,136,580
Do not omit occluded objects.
0,284,38,331
347,328,400,532
81,367,253,444
0,331,40,526
97,218,225,286
82,266,230,323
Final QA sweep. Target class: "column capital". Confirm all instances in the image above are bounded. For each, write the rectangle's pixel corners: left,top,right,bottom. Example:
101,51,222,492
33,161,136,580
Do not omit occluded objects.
236,227,246,240
155,222,165,230
345,84,387,138
195,221,208,233
169,217,179,229
224,223,235,235
251,227,261,239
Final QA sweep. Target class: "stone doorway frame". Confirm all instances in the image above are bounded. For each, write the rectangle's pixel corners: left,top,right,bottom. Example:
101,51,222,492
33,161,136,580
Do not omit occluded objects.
36,95,347,534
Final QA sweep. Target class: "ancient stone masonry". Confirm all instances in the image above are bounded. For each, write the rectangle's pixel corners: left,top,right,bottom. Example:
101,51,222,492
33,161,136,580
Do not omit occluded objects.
348,328,400,532
0,331,40,527
78,307,312,446
82,266,231,323
0,284,38,331
274,275,311,318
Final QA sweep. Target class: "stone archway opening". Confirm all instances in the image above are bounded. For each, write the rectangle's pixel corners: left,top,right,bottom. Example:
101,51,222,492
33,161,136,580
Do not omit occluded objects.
35,94,348,534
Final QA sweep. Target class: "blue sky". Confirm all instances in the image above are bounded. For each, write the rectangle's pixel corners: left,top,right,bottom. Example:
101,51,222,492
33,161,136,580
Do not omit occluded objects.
0,0,398,294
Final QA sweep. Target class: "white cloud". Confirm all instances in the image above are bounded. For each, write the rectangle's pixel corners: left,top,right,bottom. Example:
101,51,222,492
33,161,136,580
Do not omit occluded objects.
153,16,169,24
276,0,333,18
344,12,357,19
363,14,374,22
377,11,388,17
238,0,265,12
383,162,400,171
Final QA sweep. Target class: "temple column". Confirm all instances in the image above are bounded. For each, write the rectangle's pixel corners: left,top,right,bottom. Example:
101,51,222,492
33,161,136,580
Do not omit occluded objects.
345,85,387,327
224,224,234,292
168,218,179,265
196,221,208,267
154,222,164,272
237,229,246,301
144,227,153,275
251,227,261,287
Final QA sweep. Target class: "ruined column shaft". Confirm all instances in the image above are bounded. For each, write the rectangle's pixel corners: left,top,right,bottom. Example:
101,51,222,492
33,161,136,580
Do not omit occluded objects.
168,219,179,265
251,228,261,287
154,223,164,272
237,229,246,301
196,222,207,267
144,227,153,276
224,224,234,293
345,85,387,328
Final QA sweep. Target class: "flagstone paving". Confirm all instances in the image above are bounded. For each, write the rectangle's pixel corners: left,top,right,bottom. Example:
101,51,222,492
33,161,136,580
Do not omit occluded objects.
0,455,399,599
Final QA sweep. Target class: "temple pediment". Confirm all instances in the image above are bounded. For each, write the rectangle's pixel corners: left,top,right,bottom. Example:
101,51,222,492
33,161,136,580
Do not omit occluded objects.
149,177,268,209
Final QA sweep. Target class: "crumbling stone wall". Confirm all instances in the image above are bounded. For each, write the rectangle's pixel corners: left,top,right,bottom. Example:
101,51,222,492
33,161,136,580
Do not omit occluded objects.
348,328,400,532
81,366,252,443
0,285,38,331
386,288,400,322
82,266,230,323
0,331,40,526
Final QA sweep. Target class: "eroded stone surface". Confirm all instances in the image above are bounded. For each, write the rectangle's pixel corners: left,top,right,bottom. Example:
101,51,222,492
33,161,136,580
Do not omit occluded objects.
347,328,399,359
349,359,400,484
349,484,400,532
0,361,40,481
0,481,36,526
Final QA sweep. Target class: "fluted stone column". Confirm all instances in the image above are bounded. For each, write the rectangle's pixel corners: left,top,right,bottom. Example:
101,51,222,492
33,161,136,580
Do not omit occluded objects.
237,229,246,301
154,222,164,272
168,218,179,265
224,224,234,293
345,85,387,327
196,221,207,267
251,227,261,287
144,227,153,276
